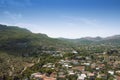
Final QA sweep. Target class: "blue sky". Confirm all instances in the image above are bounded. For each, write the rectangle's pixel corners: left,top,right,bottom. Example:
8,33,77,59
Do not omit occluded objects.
0,0,120,38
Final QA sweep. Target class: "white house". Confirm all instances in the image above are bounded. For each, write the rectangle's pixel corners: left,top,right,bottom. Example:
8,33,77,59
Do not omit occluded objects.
77,74,87,80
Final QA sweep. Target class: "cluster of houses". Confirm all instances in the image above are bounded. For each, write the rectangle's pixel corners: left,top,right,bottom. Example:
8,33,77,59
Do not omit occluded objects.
31,73,56,80
30,50,120,80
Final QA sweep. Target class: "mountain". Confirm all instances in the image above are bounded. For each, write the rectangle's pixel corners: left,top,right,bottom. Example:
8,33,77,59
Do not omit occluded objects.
0,24,120,56
0,24,70,56
59,35,120,46
100,35,120,45
81,36,103,41
104,35,120,40
59,37,102,45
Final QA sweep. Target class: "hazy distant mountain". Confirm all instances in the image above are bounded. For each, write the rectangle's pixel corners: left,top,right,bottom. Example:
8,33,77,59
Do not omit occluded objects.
59,35,120,45
104,35,120,40
81,36,103,41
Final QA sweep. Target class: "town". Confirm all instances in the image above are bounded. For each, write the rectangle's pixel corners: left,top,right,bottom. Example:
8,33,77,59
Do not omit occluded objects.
24,46,120,80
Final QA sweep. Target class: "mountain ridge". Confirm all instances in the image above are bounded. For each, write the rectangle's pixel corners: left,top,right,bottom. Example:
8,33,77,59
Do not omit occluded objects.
0,24,120,56
0,24,71,56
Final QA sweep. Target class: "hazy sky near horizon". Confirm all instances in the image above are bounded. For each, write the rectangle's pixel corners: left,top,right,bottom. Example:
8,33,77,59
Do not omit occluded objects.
0,0,120,38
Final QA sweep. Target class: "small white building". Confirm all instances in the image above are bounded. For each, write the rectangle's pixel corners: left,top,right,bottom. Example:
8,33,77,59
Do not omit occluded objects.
77,74,87,80
68,70,75,75
108,71,114,75
84,63,90,66
72,50,78,54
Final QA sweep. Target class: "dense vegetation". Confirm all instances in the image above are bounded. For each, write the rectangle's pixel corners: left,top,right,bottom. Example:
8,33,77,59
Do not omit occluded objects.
0,24,71,56
0,24,120,79
0,24,71,79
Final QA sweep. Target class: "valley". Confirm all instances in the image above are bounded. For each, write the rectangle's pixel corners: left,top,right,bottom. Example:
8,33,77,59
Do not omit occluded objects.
0,24,120,80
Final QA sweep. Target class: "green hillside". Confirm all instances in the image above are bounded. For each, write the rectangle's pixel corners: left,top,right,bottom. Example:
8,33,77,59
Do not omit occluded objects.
0,24,70,56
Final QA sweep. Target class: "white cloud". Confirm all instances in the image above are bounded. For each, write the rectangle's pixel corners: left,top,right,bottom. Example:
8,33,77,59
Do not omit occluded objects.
0,0,32,7
3,11,22,20
62,16,98,28
79,18,97,26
